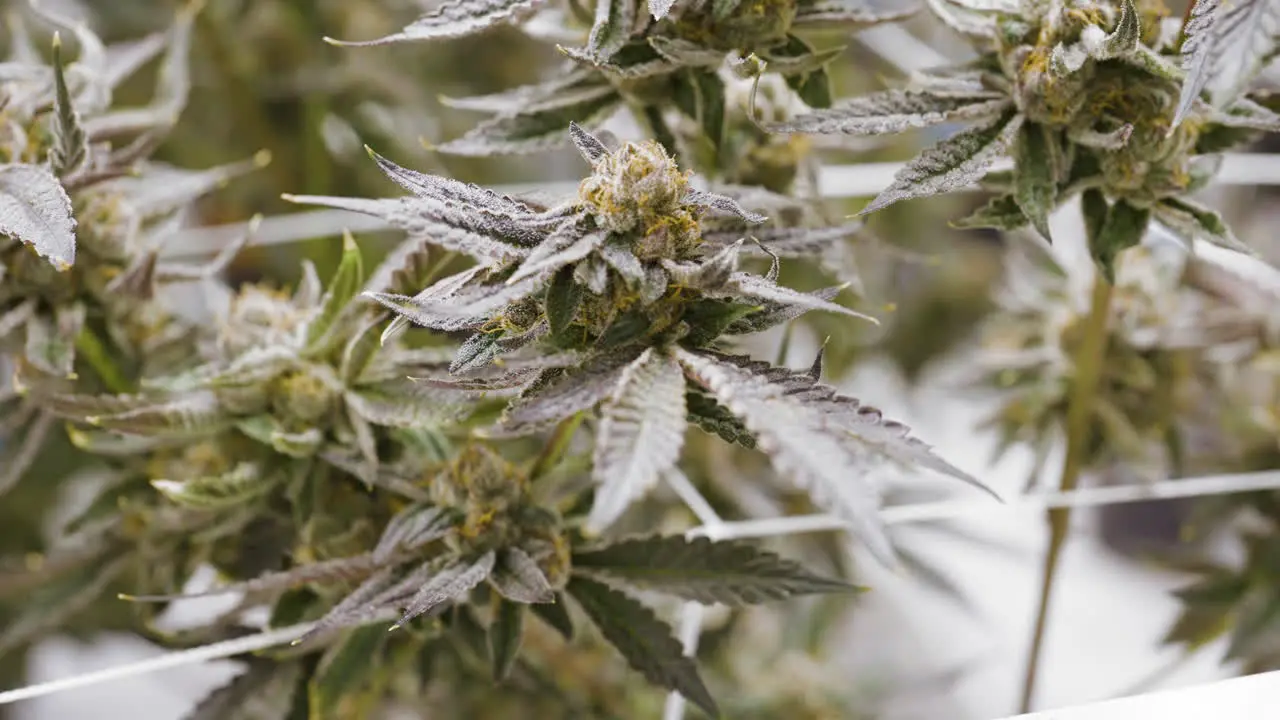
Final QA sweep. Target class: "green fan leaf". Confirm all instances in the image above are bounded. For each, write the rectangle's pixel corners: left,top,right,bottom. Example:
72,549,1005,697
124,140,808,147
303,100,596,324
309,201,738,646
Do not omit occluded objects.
566,576,718,717
572,534,859,604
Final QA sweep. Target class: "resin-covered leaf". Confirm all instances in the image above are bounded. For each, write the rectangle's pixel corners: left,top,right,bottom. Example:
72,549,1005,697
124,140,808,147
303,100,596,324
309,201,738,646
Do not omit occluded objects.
1012,122,1056,240
373,504,457,563
0,163,77,269
1153,197,1253,255
508,227,604,285
326,0,540,46
589,0,638,61
489,547,556,603
566,576,717,717
770,88,1009,136
573,534,858,604
498,351,639,432
684,189,768,224
151,462,273,510
725,273,878,324
284,195,532,268
588,349,688,533
674,347,895,564
1175,0,1280,126
859,110,1022,215
390,551,496,630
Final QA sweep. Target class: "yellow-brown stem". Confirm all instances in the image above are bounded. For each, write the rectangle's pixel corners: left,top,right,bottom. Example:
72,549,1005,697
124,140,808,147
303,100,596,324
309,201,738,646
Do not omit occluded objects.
1019,271,1113,712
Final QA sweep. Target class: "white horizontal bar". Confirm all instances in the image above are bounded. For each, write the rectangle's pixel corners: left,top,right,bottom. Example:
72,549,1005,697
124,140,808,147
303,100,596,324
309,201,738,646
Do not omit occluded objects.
689,470,1280,542
160,152,1280,259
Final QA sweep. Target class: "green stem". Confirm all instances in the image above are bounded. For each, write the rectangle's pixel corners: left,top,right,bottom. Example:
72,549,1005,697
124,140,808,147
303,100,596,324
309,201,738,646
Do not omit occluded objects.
75,327,129,393
1019,272,1113,713
530,412,584,482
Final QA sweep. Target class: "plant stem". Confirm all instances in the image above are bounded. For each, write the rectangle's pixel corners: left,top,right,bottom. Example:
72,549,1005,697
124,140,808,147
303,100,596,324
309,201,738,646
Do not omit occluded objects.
75,327,129,393
1019,271,1113,713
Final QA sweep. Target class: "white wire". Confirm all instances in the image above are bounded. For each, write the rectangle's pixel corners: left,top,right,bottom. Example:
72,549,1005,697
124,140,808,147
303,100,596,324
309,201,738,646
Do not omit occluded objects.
159,152,1280,259
0,622,313,706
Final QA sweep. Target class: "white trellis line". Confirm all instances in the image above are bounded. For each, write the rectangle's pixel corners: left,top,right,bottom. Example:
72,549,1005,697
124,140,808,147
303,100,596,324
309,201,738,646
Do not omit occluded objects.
2,469,1279,710
160,152,1280,259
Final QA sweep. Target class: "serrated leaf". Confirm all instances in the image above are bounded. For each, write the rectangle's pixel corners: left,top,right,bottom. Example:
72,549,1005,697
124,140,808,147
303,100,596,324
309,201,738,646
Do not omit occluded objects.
508,228,604,285
673,348,895,564
588,349,688,533
346,379,470,428
573,534,858,604
49,35,87,177
1174,0,1280,126
488,599,525,682
309,625,387,716
499,351,639,432
683,189,768,224
1089,199,1149,280
1012,123,1056,240
1211,96,1280,131
489,547,556,603
529,592,575,639
305,232,364,350
390,551,496,630
590,0,638,61
545,265,583,341
285,196,532,268
0,163,77,269
81,391,231,438
724,273,878,324
723,285,845,334
951,193,1029,231
1153,196,1252,255
650,0,678,20
686,386,757,448
770,88,1009,135
374,504,456,563
860,110,1022,215
569,120,612,164
566,576,717,717
151,462,272,510
327,0,540,46
365,146,532,214
184,660,301,720
436,88,622,156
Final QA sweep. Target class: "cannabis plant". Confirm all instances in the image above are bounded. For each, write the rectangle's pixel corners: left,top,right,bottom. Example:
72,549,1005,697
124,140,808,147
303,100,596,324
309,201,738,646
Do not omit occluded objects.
7,0,1280,718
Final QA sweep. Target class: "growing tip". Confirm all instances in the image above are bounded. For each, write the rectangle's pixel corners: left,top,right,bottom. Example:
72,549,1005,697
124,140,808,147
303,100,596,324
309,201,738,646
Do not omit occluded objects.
342,228,357,251
418,136,437,152
253,149,272,168
247,213,264,232
51,31,61,50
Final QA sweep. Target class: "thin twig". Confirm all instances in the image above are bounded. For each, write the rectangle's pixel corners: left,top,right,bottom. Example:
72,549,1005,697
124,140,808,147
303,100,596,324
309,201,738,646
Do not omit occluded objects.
1020,273,1113,713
